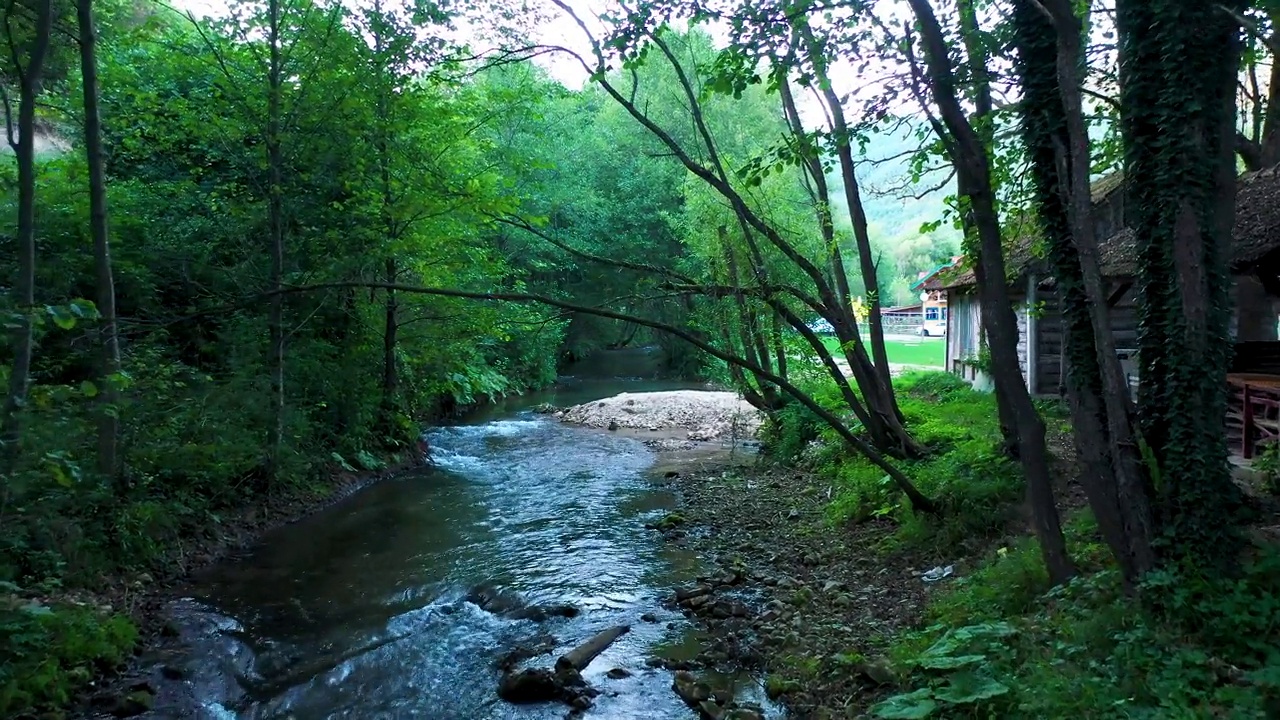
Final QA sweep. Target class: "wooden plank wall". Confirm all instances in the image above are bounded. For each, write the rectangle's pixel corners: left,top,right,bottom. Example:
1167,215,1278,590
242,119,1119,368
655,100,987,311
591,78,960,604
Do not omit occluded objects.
1033,279,1140,396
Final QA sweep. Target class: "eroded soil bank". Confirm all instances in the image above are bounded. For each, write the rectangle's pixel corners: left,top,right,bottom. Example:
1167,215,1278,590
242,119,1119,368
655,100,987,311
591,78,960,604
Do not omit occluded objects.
645,462,936,718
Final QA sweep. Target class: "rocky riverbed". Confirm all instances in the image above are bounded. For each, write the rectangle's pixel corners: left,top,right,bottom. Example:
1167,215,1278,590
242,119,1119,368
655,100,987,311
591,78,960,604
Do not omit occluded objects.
643,462,934,719
554,391,763,442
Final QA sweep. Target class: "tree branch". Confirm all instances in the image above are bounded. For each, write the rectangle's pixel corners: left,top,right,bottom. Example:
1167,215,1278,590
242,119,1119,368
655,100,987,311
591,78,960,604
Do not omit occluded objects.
270,280,938,512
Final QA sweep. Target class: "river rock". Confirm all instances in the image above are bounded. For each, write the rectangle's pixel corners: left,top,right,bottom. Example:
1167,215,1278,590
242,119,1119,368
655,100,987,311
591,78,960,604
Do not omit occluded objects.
97,689,154,718
724,707,765,720
640,612,658,623
698,699,726,719
499,668,566,703
466,582,528,615
509,603,579,622
856,659,897,686
606,667,631,679
673,671,712,707
702,569,740,586
675,584,712,603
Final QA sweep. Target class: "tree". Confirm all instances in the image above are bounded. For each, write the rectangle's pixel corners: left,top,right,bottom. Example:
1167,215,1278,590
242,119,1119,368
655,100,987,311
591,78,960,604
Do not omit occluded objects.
1,0,54,467
1117,0,1248,567
76,0,124,482
539,11,929,461
1010,0,1155,586
902,0,1075,584
1236,1,1280,170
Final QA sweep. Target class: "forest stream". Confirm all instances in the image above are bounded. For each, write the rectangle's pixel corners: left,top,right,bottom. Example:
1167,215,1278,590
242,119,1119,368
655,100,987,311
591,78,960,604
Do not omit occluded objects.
131,350,778,719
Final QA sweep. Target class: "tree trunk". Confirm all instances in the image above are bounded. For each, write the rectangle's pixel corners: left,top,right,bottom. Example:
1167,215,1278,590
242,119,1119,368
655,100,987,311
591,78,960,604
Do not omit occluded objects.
78,0,123,484
1012,0,1155,586
907,0,1075,584
555,625,630,673
1,0,53,469
382,257,398,409
968,187,1077,586
777,73,922,459
1117,0,1247,567
266,0,286,480
795,22,894,391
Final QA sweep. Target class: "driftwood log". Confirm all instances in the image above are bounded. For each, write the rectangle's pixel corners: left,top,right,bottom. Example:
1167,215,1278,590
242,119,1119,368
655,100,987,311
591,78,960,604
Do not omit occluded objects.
498,625,631,708
555,625,630,673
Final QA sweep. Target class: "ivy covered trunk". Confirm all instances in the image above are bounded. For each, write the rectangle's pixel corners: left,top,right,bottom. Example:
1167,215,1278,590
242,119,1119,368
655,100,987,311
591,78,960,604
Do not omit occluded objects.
1012,0,1155,586
1117,0,1247,565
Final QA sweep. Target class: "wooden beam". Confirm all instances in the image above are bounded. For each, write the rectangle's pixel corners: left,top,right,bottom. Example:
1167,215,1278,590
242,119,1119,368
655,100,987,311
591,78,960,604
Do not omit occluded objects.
1106,281,1133,307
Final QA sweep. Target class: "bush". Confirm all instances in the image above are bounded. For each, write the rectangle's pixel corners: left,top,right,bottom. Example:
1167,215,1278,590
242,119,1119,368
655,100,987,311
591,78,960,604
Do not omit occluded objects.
0,592,137,716
876,533,1280,719
823,372,1023,554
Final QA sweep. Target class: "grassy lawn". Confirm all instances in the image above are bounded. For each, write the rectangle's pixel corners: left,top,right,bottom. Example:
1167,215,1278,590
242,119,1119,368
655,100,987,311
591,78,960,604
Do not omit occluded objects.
821,335,945,367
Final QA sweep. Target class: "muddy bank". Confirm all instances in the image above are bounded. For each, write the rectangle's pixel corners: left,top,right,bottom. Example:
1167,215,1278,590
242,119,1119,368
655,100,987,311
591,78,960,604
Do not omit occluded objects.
645,462,935,718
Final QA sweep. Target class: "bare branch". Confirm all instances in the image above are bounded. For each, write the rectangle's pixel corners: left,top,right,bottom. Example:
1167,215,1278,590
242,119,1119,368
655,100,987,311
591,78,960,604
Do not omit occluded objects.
1217,4,1280,56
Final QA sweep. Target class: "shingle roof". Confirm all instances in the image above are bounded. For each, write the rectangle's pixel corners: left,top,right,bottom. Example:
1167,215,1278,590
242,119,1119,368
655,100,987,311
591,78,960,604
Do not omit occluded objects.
929,168,1280,289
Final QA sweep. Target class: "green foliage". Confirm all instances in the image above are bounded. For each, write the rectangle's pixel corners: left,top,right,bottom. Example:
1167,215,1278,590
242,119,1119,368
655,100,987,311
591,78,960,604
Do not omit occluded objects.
0,591,136,716
759,399,826,461
1251,442,1280,496
881,527,1280,719
819,373,1022,553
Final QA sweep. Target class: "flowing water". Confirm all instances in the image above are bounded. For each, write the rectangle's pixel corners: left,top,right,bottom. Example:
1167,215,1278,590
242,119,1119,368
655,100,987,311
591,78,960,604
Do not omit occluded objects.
139,351,776,719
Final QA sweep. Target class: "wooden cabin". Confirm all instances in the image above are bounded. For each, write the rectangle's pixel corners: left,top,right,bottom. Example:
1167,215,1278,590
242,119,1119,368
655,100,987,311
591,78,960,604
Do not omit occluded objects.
926,168,1280,455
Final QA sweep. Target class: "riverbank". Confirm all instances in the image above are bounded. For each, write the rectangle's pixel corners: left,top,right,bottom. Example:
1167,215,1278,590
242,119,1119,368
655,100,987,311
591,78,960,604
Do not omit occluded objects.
646,461,931,718
6,448,426,720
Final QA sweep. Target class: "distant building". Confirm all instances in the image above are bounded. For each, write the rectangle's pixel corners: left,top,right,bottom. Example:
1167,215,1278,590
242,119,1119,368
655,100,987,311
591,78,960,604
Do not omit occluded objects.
910,258,961,331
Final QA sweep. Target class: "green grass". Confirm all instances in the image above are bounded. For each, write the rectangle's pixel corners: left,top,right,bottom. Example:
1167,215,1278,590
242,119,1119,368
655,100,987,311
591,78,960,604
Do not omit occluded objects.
821,336,945,367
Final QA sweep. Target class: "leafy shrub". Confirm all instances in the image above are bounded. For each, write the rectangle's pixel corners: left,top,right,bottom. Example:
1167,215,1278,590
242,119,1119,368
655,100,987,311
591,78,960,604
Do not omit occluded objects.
880,532,1280,719
760,400,825,461
0,593,137,716
894,371,971,403
824,373,1022,553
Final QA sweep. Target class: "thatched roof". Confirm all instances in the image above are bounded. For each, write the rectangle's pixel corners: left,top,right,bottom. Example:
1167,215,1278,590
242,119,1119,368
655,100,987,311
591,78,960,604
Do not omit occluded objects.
928,168,1280,290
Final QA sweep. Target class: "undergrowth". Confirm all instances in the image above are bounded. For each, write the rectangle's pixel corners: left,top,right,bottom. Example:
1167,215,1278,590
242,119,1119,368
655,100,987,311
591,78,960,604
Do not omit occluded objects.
776,370,1026,556
875,519,1280,719
1,586,137,717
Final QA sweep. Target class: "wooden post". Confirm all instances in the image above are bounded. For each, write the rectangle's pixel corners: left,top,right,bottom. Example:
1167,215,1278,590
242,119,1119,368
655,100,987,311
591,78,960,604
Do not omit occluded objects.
1243,382,1254,459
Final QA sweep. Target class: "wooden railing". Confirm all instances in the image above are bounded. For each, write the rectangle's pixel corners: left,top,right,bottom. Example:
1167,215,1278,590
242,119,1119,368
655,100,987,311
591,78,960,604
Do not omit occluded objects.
1227,375,1280,459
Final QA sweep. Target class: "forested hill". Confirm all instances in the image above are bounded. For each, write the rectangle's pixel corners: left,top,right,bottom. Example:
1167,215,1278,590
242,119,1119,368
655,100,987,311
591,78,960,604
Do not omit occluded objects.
825,123,961,307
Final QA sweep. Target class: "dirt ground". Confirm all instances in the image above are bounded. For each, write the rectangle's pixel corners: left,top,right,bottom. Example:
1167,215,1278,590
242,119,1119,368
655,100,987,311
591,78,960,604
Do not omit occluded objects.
643,460,936,719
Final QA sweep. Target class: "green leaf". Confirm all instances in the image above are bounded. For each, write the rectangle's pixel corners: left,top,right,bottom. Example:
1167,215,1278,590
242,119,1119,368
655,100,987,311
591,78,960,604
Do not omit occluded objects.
48,305,76,330
872,688,937,719
355,449,384,471
80,380,99,398
932,671,1010,704
330,452,357,472
916,653,986,670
